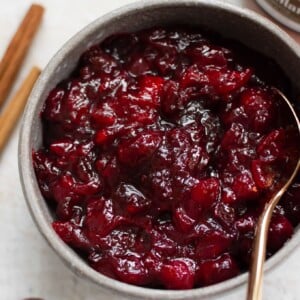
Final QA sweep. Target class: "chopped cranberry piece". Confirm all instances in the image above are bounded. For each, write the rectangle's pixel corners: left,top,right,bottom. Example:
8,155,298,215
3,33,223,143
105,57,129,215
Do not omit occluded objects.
127,54,150,76
52,221,74,243
114,256,149,286
81,46,119,74
114,183,151,214
251,159,275,189
84,198,118,240
49,139,75,156
160,259,195,289
181,65,209,88
213,202,236,228
151,229,177,256
205,67,252,95
221,187,237,205
187,44,228,68
240,88,275,132
190,178,220,210
231,170,259,201
235,214,257,235
257,129,286,162
137,76,165,108
118,132,162,167
101,157,120,188
91,106,116,127
53,221,90,250
195,231,232,260
221,123,248,150
42,88,65,121
51,174,77,203
198,254,239,286
173,206,195,232
90,254,118,280
160,80,181,115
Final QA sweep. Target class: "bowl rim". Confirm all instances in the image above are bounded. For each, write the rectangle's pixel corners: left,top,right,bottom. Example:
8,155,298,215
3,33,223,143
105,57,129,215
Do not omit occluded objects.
19,0,300,299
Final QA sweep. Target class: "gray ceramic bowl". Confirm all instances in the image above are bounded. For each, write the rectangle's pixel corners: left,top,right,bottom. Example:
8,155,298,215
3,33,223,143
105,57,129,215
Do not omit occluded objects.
19,1,300,299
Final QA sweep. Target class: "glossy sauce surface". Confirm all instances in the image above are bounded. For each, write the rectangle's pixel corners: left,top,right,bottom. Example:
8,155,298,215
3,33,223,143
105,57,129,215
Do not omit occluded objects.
33,27,300,289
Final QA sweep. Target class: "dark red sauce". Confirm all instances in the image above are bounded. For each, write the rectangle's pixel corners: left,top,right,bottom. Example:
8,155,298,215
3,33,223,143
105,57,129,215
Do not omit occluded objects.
33,27,300,289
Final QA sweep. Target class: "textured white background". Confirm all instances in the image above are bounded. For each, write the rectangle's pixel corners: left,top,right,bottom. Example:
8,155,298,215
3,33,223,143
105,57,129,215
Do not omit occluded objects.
0,0,299,299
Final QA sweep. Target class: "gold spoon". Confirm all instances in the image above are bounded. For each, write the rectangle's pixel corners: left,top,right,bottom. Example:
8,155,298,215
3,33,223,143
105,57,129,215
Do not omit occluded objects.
247,88,300,300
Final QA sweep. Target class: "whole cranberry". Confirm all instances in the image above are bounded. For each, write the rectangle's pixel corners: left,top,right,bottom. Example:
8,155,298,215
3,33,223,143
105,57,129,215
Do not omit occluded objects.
268,214,293,253
198,254,239,286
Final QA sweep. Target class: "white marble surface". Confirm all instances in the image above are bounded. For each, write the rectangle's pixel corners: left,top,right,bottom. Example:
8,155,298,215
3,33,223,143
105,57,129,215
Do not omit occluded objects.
0,0,299,299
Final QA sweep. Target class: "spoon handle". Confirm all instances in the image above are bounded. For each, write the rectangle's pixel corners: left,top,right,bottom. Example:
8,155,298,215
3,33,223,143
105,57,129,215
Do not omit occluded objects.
247,88,300,300
247,159,300,300
246,190,283,300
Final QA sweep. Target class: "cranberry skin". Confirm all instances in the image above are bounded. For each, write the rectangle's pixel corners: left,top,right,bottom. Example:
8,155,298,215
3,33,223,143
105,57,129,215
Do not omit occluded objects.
160,259,196,289
84,198,118,241
137,76,165,108
180,65,209,89
221,187,237,205
231,171,259,201
235,214,257,235
160,80,181,115
64,80,91,125
257,129,286,163
127,54,151,76
205,67,252,95
91,106,116,127
52,221,74,243
186,44,228,68
113,256,149,286
151,229,177,256
101,157,121,188
51,174,77,203
251,159,275,189
49,139,75,157
33,150,60,198
173,206,195,233
213,202,236,229
221,123,248,150
198,254,239,286
52,221,90,250
190,178,220,211
268,215,293,253
114,183,151,214
80,45,119,74
240,88,275,132
118,132,162,167
144,251,163,282
195,231,232,260
42,88,64,121
89,254,118,280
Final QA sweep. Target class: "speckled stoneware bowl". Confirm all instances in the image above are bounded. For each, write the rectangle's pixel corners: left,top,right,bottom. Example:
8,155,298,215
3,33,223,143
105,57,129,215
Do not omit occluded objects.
19,1,300,299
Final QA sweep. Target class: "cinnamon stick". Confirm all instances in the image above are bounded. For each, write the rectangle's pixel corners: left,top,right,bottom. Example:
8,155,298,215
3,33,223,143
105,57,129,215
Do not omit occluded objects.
0,67,41,153
0,4,44,107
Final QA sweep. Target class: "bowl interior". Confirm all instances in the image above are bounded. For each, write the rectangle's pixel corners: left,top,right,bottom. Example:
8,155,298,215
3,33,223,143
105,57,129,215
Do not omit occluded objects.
20,1,300,299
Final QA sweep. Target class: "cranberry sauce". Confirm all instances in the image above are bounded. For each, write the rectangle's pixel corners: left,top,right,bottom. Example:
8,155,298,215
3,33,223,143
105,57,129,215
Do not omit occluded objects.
33,27,300,289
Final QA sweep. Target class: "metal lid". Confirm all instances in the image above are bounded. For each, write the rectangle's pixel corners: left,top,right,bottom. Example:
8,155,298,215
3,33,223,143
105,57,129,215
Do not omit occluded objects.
256,0,300,32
